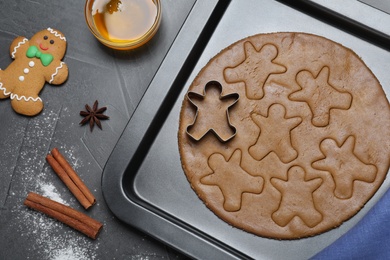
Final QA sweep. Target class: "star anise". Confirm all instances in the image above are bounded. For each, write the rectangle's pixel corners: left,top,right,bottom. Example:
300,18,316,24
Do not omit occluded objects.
79,100,109,132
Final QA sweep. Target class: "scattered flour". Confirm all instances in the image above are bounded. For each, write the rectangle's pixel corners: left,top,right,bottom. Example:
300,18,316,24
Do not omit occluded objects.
8,109,99,259
130,255,160,260
51,244,97,260
18,207,98,260
39,183,68,206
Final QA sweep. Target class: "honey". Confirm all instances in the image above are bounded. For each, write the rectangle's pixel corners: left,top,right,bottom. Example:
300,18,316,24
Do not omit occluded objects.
85,0,161,50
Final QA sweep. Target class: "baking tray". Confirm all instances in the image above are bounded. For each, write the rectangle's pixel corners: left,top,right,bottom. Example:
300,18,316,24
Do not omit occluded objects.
102,0,390,259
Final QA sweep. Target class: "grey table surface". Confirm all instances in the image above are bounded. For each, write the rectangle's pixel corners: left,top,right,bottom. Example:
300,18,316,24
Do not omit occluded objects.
1,0,389,259
0,0,194,259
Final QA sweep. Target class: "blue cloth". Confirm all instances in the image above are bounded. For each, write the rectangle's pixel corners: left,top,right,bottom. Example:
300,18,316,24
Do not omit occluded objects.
313,188,390,259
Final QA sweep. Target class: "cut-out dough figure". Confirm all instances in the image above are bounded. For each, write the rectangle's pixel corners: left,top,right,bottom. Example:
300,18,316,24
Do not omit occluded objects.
201,149,264,212
186,81,239,142
224,42,286,100
271,166,323,228
289,66,352,127
0,28,68,116
249,103,302,163
312,136,377,199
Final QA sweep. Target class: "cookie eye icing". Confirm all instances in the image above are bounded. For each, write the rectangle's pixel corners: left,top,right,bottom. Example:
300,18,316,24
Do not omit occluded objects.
43,35,48,40
50,40,54,44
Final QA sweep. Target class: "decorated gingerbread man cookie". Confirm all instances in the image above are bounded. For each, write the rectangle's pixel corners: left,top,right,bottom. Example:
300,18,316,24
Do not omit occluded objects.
0,28,68,116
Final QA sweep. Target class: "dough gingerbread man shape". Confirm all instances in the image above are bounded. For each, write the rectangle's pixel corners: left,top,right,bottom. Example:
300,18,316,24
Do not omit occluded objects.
0,28,68,116
271,166,323,228
224,42,286,100
249,103,302,163
312,136,377,199
201,149,264,212
289,66,352,127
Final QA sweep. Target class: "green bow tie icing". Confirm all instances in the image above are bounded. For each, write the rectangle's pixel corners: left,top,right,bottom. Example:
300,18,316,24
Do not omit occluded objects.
26,45,53,66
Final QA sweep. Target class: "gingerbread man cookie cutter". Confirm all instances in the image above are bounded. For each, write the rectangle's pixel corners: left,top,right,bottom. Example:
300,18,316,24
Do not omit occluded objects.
186,80,239,142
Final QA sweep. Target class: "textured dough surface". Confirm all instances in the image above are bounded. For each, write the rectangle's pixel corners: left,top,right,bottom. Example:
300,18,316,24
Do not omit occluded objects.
178,32,390,239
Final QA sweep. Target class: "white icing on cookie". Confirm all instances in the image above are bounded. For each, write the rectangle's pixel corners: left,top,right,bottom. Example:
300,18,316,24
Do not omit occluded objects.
11,38,28,58
0,82,41,102
10,93,42,102
47,28,66,42
49,62,65,84
0,82,11,96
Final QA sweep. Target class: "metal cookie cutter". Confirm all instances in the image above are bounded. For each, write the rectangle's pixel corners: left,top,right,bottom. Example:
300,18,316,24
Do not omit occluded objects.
186,80,239,142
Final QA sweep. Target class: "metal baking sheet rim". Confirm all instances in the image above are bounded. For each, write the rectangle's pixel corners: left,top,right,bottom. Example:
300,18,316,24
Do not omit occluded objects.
101,1,243,259
102,0,390,259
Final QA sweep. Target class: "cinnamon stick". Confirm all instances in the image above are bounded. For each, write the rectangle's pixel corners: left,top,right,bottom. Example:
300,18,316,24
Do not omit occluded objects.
46,148,96,209
24,192,102,239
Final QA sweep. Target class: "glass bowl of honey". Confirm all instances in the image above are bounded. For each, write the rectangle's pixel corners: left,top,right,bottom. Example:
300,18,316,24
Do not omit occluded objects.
85,0,162,50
